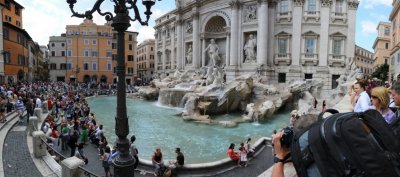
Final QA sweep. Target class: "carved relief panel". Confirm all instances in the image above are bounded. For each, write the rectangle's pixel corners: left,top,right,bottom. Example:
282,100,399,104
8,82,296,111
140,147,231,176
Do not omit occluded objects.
243,5,257,23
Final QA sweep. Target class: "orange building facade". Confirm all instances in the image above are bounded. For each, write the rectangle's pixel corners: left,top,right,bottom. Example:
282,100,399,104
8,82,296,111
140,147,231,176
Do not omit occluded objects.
1,0,31,83
65,19,137,84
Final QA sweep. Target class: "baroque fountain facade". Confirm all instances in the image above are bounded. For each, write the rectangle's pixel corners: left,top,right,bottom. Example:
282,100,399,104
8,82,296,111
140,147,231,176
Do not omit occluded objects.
135,0,361,125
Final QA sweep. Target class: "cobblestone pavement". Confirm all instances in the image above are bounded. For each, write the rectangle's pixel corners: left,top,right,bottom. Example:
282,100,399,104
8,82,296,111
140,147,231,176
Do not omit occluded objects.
3,121,43,177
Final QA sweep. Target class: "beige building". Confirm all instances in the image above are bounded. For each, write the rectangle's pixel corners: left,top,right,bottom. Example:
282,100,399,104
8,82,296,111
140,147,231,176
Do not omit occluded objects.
355,45,374,78
64,19,138,84
390,0,400,81
373,22,391,67
136,39,155,84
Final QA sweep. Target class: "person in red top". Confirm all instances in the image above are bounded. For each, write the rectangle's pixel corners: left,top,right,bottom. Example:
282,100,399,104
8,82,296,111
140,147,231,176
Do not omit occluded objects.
227,143,239,165
47,98,53,111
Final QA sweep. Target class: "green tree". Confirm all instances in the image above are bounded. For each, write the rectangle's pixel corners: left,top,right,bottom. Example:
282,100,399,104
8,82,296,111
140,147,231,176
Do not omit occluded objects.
372,63,389,81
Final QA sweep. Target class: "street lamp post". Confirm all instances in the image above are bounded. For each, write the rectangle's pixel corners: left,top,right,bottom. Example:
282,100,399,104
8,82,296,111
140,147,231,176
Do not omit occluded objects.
66,0,160,176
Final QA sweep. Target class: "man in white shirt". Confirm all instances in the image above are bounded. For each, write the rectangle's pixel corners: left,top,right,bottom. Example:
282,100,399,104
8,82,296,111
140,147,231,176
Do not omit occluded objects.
353,81,371,112
35,96,42,108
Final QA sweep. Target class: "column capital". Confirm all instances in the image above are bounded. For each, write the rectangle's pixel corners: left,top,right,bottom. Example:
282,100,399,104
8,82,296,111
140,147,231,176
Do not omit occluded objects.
176,19,184,26
348,0,360,10
229,0,241,9
320,0,332,7
293,0,305,6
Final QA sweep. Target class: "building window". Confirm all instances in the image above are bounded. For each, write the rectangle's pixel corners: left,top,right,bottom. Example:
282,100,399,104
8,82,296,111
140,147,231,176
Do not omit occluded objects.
61,51,65,56
128,55,134,61
83,30,87,35
67,39,72,45
60,63,67,70
107,40,111,45
335,0,343,14
305,37,315,55
84,39,89,45
16,21,21,27
92,51,98,57
112,43,117,49
15,7,21,16
385,27,390,36
107,61,112,70
385,58,388,64
3,29,9,39
129,44,132,51
105,32,110,37
52,51,56,56
128,67,134,74
4,0,10,9
5,15,11,22
129,34,133,41
332,75,340,89
67,62,72,70
4,52,10,64
333,39,342,56
92,62,97,70
67,50,72,57
50,63,57,70
83,62,89,70
151,47,153,51
278,73,286,83
18,55,24,65
84,50,89,57
385,43,389,49
305,73,313,79
308,0,316,12
112,54,117,60
278,39,288,54
280,0,288,13
92,39,97,45
106,52,112,58
51,43,55,47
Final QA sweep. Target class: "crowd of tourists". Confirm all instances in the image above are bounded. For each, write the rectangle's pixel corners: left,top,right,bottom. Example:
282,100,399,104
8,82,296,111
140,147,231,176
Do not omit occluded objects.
0,81,186,177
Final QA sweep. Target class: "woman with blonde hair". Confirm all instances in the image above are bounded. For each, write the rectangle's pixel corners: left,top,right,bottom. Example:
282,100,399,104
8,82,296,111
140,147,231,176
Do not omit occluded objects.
370,86,396,124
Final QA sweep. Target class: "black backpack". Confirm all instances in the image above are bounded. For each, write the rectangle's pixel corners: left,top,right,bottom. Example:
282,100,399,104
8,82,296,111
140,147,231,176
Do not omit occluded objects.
291,109,400,177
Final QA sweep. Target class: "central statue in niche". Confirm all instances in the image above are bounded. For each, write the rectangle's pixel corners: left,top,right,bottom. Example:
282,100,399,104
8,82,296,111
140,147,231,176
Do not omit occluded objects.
204,39,221,67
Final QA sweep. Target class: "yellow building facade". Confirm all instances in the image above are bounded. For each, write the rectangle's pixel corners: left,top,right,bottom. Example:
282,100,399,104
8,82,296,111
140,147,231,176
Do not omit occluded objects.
65,19,137,84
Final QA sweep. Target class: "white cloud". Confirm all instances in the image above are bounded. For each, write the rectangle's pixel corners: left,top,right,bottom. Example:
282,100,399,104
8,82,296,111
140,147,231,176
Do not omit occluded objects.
361,20,377,35
362,0,392,9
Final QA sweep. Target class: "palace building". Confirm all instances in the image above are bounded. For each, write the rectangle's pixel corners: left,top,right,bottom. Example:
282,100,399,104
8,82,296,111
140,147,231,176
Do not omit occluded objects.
154,0,359,90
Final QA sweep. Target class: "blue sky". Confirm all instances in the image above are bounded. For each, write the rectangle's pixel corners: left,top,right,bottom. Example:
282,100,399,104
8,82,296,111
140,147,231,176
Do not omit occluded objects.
18,0,392,52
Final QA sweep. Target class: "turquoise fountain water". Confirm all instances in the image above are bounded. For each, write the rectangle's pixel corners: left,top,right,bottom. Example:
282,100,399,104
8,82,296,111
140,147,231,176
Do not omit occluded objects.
87,96,290,163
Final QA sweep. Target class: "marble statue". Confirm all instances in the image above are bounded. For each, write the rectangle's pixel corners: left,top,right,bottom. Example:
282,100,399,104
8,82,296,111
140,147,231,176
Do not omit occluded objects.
204,39,221,67
186,44,193,65
244,34,257,63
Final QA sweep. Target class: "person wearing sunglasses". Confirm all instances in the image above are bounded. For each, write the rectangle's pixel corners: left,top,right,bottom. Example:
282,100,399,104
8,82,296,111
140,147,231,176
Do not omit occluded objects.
370,86,395,124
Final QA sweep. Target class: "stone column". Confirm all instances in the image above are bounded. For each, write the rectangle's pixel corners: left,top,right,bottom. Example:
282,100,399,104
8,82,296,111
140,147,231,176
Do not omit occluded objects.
154,32,159,72
177,18,184,69
268,1,276,66
291,0,304,66
32,131,46,158
319,0,331,66
61,157,85,177
29,116,38,136
171,24,177,69
162,31,166,70
346,1,359,68
229,1,240,66
202,38,206,67
226,33,230,66
192,11,200,68
257,0,269,65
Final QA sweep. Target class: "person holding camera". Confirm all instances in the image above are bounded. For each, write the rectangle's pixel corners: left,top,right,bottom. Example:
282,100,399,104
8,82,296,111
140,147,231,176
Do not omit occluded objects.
271,127,296,177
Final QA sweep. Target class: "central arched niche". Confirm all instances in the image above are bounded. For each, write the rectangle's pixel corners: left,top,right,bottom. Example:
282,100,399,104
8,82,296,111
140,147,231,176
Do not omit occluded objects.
203,16,227,67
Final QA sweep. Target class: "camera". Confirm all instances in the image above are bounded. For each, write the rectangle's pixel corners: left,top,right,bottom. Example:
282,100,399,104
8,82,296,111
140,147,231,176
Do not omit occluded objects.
274,126,294,148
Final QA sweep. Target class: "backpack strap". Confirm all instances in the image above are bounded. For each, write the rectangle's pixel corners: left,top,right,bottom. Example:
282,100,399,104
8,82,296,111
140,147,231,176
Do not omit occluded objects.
317,109,339,120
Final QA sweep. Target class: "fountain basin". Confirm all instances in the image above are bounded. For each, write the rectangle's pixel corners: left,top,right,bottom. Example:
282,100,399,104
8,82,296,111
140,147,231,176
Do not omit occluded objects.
87,96,289,163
